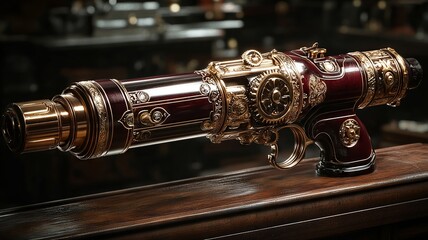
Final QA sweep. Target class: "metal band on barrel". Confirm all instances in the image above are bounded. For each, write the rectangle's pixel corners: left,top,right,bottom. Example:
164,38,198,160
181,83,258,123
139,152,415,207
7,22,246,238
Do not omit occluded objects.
350,48,409,108
76,81,110,159
348,51,376,109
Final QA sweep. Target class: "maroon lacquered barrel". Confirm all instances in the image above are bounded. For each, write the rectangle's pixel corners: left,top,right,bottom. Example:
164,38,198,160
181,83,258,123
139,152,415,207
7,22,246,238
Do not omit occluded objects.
121,73,213,148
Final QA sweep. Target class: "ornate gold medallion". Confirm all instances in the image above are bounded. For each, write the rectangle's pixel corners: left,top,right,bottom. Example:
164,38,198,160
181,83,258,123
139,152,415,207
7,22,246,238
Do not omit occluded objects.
339,119,361,148
249,69,293,124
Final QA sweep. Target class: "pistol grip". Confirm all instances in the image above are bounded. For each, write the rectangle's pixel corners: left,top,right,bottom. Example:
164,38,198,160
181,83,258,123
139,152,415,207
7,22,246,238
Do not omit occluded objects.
309,113,376,177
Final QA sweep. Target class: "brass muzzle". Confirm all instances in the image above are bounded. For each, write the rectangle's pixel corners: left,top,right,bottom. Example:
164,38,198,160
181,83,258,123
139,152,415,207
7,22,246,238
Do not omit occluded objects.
2,93,88,154
2,79,134,159
2,100,69,153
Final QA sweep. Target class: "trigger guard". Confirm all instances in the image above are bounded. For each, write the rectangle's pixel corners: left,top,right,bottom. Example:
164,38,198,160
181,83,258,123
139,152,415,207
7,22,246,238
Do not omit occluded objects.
267,125,313,170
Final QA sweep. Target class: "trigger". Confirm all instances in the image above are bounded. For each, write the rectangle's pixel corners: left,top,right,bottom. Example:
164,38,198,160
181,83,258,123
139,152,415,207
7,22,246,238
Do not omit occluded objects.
267,125,313,170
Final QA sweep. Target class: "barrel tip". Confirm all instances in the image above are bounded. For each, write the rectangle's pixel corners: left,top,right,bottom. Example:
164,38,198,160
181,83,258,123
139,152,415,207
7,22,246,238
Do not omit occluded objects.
1,105,25,153
406,58,423,90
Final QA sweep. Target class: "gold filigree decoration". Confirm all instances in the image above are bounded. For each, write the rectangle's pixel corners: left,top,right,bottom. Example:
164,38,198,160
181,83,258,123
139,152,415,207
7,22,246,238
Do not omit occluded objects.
194,48,312,169
339,119,360,148
225,89,251,129
196,49,303,145
348,51,376,108
195,70,224,132
269,50,303,123
129,90,150,104
308,75,327,107
78,81,109,158
349,48,409,108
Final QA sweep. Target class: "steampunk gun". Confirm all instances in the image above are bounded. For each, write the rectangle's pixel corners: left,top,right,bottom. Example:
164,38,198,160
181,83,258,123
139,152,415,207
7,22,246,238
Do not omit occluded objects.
1,43,422,176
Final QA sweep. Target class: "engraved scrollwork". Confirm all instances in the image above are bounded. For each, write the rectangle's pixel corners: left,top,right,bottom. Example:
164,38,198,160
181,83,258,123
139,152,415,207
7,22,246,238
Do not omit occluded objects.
194,48,311,169
349,48,408,108
238,128,277,146
195,70,224,131
198,49,304,147
308,75,327,107
230,97,247,116
348,51,376,108
302,93,308,109
366,50,401,105
268,50,303,123
78,81,109,157
129,90,150,104
339,119,361,148
225,91,251,130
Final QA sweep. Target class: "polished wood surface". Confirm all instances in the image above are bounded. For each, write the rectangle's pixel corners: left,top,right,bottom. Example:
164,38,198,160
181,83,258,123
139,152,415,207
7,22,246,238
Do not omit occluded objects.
1,143,428,239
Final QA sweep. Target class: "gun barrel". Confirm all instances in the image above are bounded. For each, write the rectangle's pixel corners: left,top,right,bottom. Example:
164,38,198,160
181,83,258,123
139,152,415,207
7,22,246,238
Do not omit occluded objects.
3,75,213,159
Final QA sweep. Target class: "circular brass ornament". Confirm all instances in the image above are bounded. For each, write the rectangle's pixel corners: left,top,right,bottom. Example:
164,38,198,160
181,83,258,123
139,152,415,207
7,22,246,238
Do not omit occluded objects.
384,71,395,86
242,50,263,67
339,119,361,148
200,83,211,96
249,70,293,124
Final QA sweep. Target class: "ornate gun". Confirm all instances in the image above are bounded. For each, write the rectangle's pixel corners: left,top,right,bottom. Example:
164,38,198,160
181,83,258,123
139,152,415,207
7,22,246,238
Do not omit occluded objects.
1,43,422,176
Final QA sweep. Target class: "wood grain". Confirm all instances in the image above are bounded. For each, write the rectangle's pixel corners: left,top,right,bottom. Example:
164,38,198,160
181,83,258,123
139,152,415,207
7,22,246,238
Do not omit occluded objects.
1,143,428,239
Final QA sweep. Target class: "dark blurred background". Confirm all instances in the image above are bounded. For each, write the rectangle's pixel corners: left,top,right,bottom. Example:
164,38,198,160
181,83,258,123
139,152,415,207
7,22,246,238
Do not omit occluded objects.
0,0,427,209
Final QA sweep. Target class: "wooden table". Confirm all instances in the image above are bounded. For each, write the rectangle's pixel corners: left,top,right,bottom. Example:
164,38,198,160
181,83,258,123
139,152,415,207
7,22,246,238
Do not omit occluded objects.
1,143,428,239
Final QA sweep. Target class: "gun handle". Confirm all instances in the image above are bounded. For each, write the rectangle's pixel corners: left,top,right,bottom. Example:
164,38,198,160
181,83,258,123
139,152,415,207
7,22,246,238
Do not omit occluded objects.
309,112,376,177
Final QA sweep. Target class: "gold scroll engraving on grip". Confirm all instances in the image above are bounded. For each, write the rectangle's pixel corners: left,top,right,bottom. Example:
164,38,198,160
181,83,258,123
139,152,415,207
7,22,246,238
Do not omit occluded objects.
349,48,409,108
308,75,327,107
339,119,361,148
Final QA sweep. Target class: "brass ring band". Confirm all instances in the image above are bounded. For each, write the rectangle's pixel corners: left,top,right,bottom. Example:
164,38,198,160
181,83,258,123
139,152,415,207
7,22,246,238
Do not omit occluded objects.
350,48,410,109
